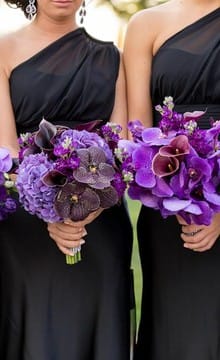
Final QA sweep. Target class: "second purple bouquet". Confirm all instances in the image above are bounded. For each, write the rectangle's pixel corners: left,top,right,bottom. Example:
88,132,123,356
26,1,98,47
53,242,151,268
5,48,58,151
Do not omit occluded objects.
119,97,220,226
16,119,130,264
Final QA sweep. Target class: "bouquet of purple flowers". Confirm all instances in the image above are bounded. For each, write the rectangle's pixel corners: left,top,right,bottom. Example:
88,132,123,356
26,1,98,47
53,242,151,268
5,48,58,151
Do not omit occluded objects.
119,97,220,226
0,148,17,220
16,119,130,264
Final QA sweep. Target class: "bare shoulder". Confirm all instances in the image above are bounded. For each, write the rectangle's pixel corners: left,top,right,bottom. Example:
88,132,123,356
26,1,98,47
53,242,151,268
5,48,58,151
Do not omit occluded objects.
0,27,28,76
127,0,177,37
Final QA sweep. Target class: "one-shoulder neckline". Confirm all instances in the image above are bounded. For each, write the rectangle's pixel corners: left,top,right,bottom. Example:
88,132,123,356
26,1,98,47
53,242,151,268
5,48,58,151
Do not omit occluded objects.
9,27,83,78
9,27,113,79
153,6,220,59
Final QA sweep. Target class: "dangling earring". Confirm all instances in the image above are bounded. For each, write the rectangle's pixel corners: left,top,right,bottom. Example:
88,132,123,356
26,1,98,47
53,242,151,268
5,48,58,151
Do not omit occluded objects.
26,0,37,20
79,0,86,25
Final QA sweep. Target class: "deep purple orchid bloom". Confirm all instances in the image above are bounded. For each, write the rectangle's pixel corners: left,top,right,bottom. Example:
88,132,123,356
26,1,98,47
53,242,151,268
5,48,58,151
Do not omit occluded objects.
73,146,115,189
95,186,119,208
55,182,100,221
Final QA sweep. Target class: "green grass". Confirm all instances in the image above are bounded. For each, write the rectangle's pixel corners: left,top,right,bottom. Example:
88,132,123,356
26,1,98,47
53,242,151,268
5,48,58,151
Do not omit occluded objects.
127,197,142,326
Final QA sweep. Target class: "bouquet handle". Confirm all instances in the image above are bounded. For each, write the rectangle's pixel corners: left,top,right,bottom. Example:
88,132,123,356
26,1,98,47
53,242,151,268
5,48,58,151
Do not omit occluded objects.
66,246,82,265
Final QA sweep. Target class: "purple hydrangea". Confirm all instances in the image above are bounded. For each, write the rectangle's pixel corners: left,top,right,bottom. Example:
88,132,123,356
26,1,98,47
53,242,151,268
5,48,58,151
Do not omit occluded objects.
16,153,61,223
53,129,113,163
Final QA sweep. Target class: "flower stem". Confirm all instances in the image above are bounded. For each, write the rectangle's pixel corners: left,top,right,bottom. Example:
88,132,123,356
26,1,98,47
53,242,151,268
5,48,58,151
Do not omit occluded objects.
65,250,81,265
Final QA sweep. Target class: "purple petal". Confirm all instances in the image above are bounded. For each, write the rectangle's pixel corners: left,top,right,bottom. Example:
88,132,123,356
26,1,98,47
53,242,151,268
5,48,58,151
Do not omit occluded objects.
203,191,220,206
163,197,191,211
184,203,203,215
0,147,12,172
142,128,171,145
135,168,156,188
118,139,138,154
140,191,159,208
96,186,119,208
98,163,115,179
152,177,173,197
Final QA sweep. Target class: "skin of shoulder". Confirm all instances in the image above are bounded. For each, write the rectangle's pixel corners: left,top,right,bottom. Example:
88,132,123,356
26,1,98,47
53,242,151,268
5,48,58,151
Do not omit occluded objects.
0,27,29,77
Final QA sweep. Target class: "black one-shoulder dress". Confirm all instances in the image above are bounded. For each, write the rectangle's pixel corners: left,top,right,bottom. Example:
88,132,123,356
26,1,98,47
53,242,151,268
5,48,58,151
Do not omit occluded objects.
0,28,133,360
135,8,220,360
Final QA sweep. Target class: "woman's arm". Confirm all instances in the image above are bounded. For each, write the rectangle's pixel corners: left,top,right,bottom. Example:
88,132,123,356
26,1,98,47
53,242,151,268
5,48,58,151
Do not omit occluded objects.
109,52,128,139
123,11,156,128
0,40,20,157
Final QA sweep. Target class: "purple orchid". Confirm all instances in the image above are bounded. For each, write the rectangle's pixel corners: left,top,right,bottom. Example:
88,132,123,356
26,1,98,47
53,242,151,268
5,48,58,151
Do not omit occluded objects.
132,145,156,188
73,146,115,189
55,182,100,221
0,147,13,173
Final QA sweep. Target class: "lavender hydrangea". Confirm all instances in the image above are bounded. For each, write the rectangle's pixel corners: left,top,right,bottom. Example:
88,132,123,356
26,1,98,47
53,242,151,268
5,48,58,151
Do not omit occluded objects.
16,153,61,223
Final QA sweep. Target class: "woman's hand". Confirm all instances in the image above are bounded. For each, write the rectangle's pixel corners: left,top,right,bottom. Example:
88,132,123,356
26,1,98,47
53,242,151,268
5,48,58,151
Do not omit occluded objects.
177,213,220,252
47,208,103,255
47,221,87,256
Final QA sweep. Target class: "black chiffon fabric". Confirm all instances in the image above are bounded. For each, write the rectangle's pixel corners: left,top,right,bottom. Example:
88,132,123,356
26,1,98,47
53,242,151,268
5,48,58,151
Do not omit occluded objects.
135,8,220,360
0,28,133,360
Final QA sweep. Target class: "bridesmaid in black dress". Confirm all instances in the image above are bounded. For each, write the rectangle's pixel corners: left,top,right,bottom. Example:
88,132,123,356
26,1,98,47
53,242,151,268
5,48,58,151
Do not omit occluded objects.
0,1,133,359
124,0,220,359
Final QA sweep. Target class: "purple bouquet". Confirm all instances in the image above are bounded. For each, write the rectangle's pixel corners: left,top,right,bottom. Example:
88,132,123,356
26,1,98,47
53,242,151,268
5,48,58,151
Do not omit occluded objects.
16,119,130,264
0,148,17,220
119,97,220,225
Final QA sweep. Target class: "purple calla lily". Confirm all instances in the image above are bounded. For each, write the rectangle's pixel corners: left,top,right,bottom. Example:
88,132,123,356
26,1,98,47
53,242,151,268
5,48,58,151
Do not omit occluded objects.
159,135,190,157
152,153,179,177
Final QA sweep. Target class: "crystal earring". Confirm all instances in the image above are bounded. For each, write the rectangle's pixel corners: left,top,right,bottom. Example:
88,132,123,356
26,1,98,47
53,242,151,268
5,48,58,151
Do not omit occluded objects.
79,0,86,25
26,0,37,20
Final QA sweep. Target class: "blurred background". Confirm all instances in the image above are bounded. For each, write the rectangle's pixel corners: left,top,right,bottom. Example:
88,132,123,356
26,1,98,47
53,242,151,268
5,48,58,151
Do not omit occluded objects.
0,0,166,324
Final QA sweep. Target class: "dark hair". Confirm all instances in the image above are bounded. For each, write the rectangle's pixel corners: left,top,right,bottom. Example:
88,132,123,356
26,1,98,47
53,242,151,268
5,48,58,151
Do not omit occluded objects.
4,0,37,18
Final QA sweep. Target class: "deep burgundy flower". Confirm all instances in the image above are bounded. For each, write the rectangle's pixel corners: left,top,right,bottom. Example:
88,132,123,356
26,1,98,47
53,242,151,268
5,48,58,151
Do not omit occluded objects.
152,153,179,177
55,182,100,221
